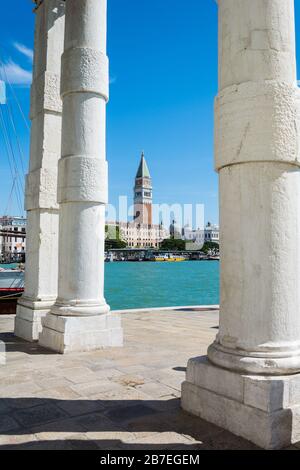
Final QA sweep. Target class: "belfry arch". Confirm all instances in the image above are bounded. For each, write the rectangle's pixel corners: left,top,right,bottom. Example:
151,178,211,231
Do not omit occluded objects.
14,0,300,449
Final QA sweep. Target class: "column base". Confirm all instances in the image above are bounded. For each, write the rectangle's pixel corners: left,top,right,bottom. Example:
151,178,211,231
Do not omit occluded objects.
181,356,300,449
39,312,123,353
15,298,55,342
208,341,300,375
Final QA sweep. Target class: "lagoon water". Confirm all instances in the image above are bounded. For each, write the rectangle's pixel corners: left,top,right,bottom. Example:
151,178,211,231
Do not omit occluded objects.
2,260,220,311
105,260,220,310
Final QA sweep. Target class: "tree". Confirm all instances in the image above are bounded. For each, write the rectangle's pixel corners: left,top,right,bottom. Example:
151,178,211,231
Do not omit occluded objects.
105,225,127,250
201,241,219,254
105,239,127,250
160,238,185,251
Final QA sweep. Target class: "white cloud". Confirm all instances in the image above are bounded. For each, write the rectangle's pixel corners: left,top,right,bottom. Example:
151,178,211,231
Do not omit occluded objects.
0,60,32,86
13,42,33,62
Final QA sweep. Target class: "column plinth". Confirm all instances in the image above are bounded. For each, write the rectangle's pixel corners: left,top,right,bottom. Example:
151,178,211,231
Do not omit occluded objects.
39,0,123,353
182,0,300,449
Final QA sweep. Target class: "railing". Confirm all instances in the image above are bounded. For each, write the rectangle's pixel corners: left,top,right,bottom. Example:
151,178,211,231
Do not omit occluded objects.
0,230,26,239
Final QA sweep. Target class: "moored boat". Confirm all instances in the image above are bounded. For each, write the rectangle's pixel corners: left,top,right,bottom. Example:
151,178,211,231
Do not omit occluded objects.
0,268,24,314
151,254,186,262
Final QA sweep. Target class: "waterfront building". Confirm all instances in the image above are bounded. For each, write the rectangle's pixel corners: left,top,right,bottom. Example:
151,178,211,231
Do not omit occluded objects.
0,216,26,261
183,226,205,247
118,221,167,249
0,227,2,256
183,222,219,248
204,222,219,244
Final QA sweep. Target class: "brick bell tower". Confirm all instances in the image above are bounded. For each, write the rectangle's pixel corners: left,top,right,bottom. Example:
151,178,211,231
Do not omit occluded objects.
134,152,152,225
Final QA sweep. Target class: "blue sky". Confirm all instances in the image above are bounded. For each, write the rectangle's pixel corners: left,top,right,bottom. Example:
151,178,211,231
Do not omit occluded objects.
0,0,300,225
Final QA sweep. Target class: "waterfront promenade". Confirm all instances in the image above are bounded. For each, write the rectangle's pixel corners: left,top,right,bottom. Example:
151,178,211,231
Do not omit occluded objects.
0,306,296,450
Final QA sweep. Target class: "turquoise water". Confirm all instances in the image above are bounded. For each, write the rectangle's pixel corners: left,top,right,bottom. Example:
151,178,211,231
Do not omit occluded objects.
105,260,220,310
0,263,18,269
1,260,220,310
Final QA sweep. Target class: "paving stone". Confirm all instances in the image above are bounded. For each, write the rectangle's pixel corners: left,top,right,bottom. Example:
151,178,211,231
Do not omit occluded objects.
291,441,300,450
137,381,180,398
13,403,68,428
206,430,261,450
56,398,105,417
0,381,42,397
38,377,74,391
119,432,195,449
146,396,181,413
56,367,99,384
104,403,159,425
93,368,123,380
75,412,125,433
70,380,122,397
4,396,46,410
0,438,100,450
113,374,145,388
0,414,20,432
0,309,280,450
30,416,86,436
0,400,11,414
89,387,151,404
0,433,38,447
32,386,82,400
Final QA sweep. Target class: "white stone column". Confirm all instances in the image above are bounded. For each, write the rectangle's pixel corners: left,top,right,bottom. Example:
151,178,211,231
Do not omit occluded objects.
39,0,123,353
15,0,65,341
182,0,300,449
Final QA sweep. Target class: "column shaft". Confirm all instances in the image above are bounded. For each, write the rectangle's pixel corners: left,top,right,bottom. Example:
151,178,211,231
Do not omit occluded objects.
209,0,300,375
15,0,65,341
39,0,123,353
182,0,300,449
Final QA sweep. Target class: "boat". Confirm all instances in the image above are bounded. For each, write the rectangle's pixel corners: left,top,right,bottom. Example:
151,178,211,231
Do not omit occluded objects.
0,268,24,314
105,252,114,262
0,65,28,313
0,268,24,298
151,254,186,262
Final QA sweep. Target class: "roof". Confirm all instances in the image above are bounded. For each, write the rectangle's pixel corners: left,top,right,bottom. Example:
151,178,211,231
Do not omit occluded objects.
136,152,151,179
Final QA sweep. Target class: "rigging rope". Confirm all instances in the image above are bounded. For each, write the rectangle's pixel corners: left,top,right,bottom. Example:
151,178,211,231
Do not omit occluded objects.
0,48,29,216
0,107,24,215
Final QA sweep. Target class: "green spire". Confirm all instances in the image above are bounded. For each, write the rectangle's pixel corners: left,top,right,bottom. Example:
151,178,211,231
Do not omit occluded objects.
136,151,151,179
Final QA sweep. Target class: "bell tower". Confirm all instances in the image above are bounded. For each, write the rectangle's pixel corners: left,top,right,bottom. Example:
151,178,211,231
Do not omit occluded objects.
134,152,152,225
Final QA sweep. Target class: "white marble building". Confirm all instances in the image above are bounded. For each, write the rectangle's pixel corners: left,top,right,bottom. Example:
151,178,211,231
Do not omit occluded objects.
183,222,219,247
118,221,167,249
0,216,26,260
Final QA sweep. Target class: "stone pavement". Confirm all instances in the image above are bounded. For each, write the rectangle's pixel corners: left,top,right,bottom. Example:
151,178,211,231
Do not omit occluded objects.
0,308,298,450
